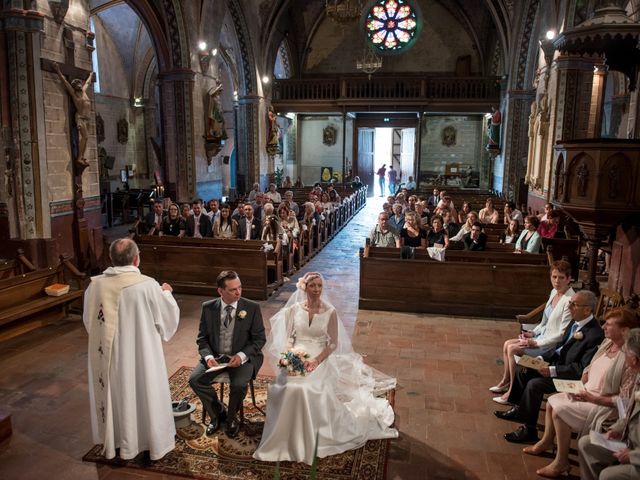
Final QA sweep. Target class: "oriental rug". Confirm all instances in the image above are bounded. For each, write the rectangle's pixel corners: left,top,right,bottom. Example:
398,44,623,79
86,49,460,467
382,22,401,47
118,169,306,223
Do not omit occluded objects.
83,366,394,479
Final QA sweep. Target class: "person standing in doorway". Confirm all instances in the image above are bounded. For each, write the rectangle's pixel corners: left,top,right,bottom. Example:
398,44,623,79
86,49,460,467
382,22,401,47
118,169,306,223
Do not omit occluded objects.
376,164,386,197
388,165,397,195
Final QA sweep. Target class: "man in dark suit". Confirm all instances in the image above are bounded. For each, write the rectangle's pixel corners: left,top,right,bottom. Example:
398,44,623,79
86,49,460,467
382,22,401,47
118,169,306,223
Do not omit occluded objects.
237,203,262,240
427,188,439,208
185,199,212,238
188,271,266,437
142,200,164,235
495,290,603,443
463,222,487,251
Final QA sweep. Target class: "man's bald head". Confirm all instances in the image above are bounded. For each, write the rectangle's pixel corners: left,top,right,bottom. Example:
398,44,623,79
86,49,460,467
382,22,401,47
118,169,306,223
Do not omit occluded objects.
109,238,140,267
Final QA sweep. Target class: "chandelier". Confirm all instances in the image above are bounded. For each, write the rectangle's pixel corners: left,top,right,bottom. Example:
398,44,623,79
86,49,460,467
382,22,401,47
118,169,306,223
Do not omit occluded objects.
325,0,362,25
356,47,383,79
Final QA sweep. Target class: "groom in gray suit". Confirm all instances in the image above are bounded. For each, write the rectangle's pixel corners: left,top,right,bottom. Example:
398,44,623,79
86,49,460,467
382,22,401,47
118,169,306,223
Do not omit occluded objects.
189,270,266,437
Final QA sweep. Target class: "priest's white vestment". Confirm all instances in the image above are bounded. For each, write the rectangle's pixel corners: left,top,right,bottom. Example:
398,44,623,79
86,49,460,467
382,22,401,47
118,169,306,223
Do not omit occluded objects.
83,265,180,460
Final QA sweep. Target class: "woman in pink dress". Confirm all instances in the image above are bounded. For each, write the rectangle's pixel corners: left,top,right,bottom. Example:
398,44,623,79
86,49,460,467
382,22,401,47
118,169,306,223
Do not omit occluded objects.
524,308,639,478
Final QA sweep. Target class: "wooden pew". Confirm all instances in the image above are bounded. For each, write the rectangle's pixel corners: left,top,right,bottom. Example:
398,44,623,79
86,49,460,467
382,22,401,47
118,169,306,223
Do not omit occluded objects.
135,236,281,299
365,246,547,265
0,256,86,342
359,248,551,318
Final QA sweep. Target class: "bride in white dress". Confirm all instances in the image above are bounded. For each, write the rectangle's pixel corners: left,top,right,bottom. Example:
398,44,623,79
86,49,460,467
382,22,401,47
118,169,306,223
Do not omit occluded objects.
253,272,398,465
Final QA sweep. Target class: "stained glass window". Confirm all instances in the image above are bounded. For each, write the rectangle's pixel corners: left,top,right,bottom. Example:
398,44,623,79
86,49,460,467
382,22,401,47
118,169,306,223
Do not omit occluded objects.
365,0,418,53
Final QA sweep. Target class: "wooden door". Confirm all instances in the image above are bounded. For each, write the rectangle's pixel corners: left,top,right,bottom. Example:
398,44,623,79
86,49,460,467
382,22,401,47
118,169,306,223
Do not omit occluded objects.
357,128,375,196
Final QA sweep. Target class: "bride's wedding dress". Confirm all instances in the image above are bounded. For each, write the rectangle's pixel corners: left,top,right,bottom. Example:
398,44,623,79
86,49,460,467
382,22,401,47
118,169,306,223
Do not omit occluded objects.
253,302,397,465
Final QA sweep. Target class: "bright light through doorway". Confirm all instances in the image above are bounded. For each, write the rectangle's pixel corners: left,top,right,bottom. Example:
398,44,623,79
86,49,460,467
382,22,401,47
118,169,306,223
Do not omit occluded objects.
374,128,392,196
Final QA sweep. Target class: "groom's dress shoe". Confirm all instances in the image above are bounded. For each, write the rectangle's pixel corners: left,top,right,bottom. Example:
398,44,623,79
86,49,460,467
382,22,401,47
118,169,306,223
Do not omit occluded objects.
504,425,537,443
205,407,228,436
494,406,519,420
225,418,240,438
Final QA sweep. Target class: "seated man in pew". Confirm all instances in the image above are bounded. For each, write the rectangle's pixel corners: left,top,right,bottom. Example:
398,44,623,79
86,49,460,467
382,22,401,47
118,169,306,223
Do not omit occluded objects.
238,203,262,240
495,290,603,444
463,222,487,251
142,200,164,235
186,199,213,238
251,193,265,221
284,190,299,216
369,212,400,248
207,198,220,223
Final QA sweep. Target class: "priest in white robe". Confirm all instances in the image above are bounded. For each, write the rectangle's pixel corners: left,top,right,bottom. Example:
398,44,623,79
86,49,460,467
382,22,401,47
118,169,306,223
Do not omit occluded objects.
83,238,180,461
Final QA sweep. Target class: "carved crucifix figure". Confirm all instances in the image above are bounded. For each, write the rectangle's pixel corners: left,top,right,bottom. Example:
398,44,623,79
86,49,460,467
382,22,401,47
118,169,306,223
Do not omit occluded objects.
54,62,94,170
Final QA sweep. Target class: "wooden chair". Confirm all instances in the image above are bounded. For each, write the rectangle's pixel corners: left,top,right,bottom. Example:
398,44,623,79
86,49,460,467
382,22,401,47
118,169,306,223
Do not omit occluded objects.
595,287,624,320
201,373,264,426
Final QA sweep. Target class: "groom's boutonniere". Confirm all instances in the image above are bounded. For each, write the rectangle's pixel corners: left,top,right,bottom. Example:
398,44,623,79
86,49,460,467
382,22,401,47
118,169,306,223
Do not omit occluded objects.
237,310,247,320
573,331,584,341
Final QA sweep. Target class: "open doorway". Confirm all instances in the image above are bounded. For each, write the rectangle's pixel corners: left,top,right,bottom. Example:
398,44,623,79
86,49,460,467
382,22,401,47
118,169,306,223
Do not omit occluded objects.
357,126,416,197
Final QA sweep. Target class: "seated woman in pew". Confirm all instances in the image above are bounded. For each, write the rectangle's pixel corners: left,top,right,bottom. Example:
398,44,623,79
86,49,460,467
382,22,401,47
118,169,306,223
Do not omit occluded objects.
538,210,561,239
457,201,472,225
515,215,542,254
278,204,300,241
427,215,450,249
159,203,186,237
262,215,287,245
490,260,574,404
438,196,458,220
180,203,192,221
212,204,238,239
450,211,480,242
525,308,639,478
301,202,320,232
415,201,430,228
478,198,500,224
400,212,427,249
500,219,521,245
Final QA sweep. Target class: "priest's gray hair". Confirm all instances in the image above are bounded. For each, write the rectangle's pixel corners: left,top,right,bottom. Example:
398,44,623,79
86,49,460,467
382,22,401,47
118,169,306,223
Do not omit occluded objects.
110,238,139,266
626,328,640,359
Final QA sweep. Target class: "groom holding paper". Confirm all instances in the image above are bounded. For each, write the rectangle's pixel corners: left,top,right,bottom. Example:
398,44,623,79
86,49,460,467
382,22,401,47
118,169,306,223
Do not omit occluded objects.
495,290,603,443
189,271,266,438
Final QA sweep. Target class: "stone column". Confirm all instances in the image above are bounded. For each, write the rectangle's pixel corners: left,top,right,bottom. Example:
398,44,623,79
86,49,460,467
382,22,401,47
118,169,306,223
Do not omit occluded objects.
587,65,608,137
236,94,261,193
501,90,535,202
157,69,195,201
1,7,45,241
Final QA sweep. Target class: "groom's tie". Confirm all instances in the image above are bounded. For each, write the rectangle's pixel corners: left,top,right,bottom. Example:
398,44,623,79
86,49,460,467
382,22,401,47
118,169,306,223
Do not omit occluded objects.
224,305,233,328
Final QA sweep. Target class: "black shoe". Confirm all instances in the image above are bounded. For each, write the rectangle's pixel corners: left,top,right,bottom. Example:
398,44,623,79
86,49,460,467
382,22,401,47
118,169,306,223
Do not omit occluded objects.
207,410,227,435
504,425,537,443
494,406,519,421
225,418,240,438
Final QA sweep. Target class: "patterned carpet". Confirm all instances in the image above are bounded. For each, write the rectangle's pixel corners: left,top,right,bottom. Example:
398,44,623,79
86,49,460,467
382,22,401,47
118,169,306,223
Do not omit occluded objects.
83,366,394,479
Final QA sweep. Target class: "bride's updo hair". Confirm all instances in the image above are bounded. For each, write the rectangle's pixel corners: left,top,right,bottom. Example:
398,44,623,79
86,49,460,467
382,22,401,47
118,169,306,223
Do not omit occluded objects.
295,272,322,291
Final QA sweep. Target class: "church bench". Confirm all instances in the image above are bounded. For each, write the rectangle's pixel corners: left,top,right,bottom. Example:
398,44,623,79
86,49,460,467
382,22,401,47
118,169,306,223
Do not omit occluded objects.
359,251,551,318
0,257,86,342
364,246,548,266
135,236,284,293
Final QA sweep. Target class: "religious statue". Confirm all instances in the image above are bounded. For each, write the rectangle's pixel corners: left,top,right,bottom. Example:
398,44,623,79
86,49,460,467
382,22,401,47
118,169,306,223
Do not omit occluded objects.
576,162,589,196
608,164,620,198
266,106,281,156
54,63,94,170
486,106,501,151
206,83,227,142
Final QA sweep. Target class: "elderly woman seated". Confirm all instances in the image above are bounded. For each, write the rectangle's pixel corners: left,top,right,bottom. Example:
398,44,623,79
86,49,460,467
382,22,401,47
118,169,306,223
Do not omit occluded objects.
427,215,449,249
490,260,574,404
525,308,639,478
415,201,430,228
265,183,282,203
389,203,405,231
578,327,640,480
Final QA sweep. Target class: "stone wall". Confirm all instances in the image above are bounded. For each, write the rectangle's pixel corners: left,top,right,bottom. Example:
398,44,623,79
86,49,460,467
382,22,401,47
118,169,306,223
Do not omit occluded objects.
298,115,351,185
419,115,484,187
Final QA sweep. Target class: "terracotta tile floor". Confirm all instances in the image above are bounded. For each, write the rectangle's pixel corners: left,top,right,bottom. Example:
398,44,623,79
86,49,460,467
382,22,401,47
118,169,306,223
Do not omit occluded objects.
0,197,580,479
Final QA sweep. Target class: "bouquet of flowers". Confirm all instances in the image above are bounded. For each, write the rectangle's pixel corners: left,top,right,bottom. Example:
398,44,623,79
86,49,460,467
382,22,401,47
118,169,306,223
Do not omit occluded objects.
279,348,310,376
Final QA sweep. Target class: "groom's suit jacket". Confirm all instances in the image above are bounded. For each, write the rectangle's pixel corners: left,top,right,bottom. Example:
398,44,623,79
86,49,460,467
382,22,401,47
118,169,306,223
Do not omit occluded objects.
196,297,265,376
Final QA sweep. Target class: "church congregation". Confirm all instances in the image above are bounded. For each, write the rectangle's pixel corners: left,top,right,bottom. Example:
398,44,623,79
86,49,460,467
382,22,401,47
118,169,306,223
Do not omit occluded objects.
2,1,640,479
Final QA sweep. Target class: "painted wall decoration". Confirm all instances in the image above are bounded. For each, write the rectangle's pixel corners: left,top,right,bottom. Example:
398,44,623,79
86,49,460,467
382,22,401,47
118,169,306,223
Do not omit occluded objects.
441,126,456,146
323,125,337,146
